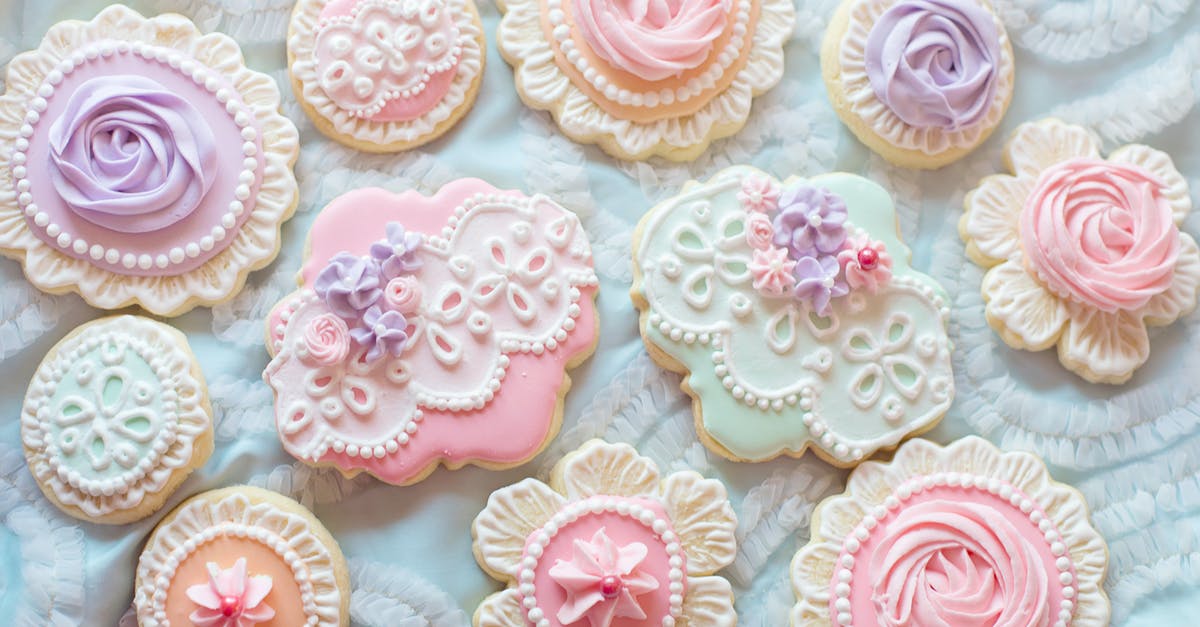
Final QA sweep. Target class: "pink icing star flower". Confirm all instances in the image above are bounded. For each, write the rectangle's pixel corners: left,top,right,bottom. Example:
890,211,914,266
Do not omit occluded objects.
838,234,893,293
738,175,780,212
749,246,798,297
548,527,660,626
185,558,275,627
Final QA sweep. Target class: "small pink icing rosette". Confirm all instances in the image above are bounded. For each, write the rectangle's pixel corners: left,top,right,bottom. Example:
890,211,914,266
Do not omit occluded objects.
960,119,1199,384
472,440,739,627
792,436,1110,627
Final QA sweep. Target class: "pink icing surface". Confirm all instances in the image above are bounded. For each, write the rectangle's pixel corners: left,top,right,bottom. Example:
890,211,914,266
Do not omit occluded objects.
164,536,308,627
523,500,678,627
21,47,263,276
572,0,732,82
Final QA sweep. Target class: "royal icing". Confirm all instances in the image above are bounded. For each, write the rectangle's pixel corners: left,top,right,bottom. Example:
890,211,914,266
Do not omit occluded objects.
473,441,739,627
135,487,347,627
264,180,599,485
20,315,211,522
792,437,1111,627
571,0,732,82
0,6,298,314
632,167,953,463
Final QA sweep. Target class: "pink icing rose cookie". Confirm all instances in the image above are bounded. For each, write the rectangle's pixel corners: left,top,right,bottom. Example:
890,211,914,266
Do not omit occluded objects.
264,179,600,485
0,5,299,316
822,0,1015,169
496,0,795,161
135,486,351,627
472,440,739,626
792,436,1110,626
288,0,486,152
959,119,1199,384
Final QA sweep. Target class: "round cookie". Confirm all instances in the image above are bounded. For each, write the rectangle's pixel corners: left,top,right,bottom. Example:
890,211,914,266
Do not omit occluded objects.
821,0,1014,169
287,0,486,152
792,436,1110,626
472,439,740,626
21,315,213,525
631,166,953,466
0,5,299,316
496,0,795,162
263,179,600,485
134,485,351,627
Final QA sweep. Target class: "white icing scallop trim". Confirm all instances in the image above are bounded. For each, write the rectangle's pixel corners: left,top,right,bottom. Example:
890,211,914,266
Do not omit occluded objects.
289,0,484,146
20,316,210,518
497,0,794,160
0,5,299,316
134,489,344,627
837,0,1015,155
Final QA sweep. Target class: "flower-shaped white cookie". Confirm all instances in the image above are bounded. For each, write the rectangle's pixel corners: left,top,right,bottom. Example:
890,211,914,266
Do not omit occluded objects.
960,119,1199,383
472,440,738,626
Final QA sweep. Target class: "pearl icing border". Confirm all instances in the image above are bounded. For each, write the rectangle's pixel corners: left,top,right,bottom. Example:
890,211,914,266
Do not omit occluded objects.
831,472,1079,627
11,39,261,271
517,496,686,627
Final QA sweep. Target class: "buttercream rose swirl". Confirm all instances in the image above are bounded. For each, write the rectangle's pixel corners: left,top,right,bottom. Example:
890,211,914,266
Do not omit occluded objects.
1020,159,1179,312
47,75,218,234
571,0,732,82
864,0,1001,130
867,500,1052,627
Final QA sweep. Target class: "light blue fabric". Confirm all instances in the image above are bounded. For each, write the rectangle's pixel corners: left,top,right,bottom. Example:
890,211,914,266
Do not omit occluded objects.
0,0,1198,624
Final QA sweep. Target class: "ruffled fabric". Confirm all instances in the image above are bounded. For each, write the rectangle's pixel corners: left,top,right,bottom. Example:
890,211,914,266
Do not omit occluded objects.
347,559,468,626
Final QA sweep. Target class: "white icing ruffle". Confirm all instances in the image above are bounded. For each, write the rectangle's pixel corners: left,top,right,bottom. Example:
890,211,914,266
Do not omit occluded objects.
0,5,299,315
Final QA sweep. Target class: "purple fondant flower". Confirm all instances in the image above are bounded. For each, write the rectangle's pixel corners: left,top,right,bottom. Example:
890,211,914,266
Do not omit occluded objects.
369,222,424,279
793,254,848,316
772,185,848,258
314,253,382,318
349,306,409,363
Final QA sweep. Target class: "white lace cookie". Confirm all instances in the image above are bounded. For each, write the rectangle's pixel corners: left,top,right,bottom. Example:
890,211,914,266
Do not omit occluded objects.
0,6,298,316
632,166,953,466
135,485,351,627
792,436,1110,626
496,0,794,162
959,119,1199,384
20,315,213,525
472,440,739,627
288,0,485,152
263,179,600,485
822,0,1015,169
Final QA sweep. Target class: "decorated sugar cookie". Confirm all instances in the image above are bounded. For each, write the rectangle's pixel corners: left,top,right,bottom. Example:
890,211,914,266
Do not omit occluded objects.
0,5,299,316
822,0,1014,169
792,436,1110,626
631,167,953,466
135,485,351,627
472,440,739,626
960,119,1199,384
20,315,213,525
288,0,485,152
264,179,599,485
496,0,795,161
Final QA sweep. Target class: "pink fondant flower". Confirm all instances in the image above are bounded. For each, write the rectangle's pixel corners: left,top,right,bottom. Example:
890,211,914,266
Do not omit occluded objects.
749,246,797,296
186,558,275,627
303,313,350,366
384,276,422,314
838,234,893,294
549,527,660,625
738,175,780,212
744,213,775,250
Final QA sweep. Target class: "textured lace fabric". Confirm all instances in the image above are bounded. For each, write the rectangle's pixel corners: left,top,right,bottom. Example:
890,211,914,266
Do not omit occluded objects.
0,0,1199,624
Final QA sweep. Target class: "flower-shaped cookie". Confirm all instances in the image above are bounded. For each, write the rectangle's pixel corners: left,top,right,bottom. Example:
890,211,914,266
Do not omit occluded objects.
792,436,1110,626
264,180,599,485
496,0,794,161
960,119,1199,384
472,440,739,626
632,167,953,465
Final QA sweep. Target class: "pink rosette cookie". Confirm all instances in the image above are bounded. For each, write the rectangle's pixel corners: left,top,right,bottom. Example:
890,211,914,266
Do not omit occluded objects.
792,436,1110,626
472,440,739,626
288,0,485,152
497,0,794,161
960,119,1199,384
264,179,599,485
0,6,299,315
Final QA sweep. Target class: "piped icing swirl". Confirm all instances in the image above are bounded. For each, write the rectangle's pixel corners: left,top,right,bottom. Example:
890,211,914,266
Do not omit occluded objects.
864,0,1001,130
1020,158,1179,312
572,0,733,81
47,75,217,234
